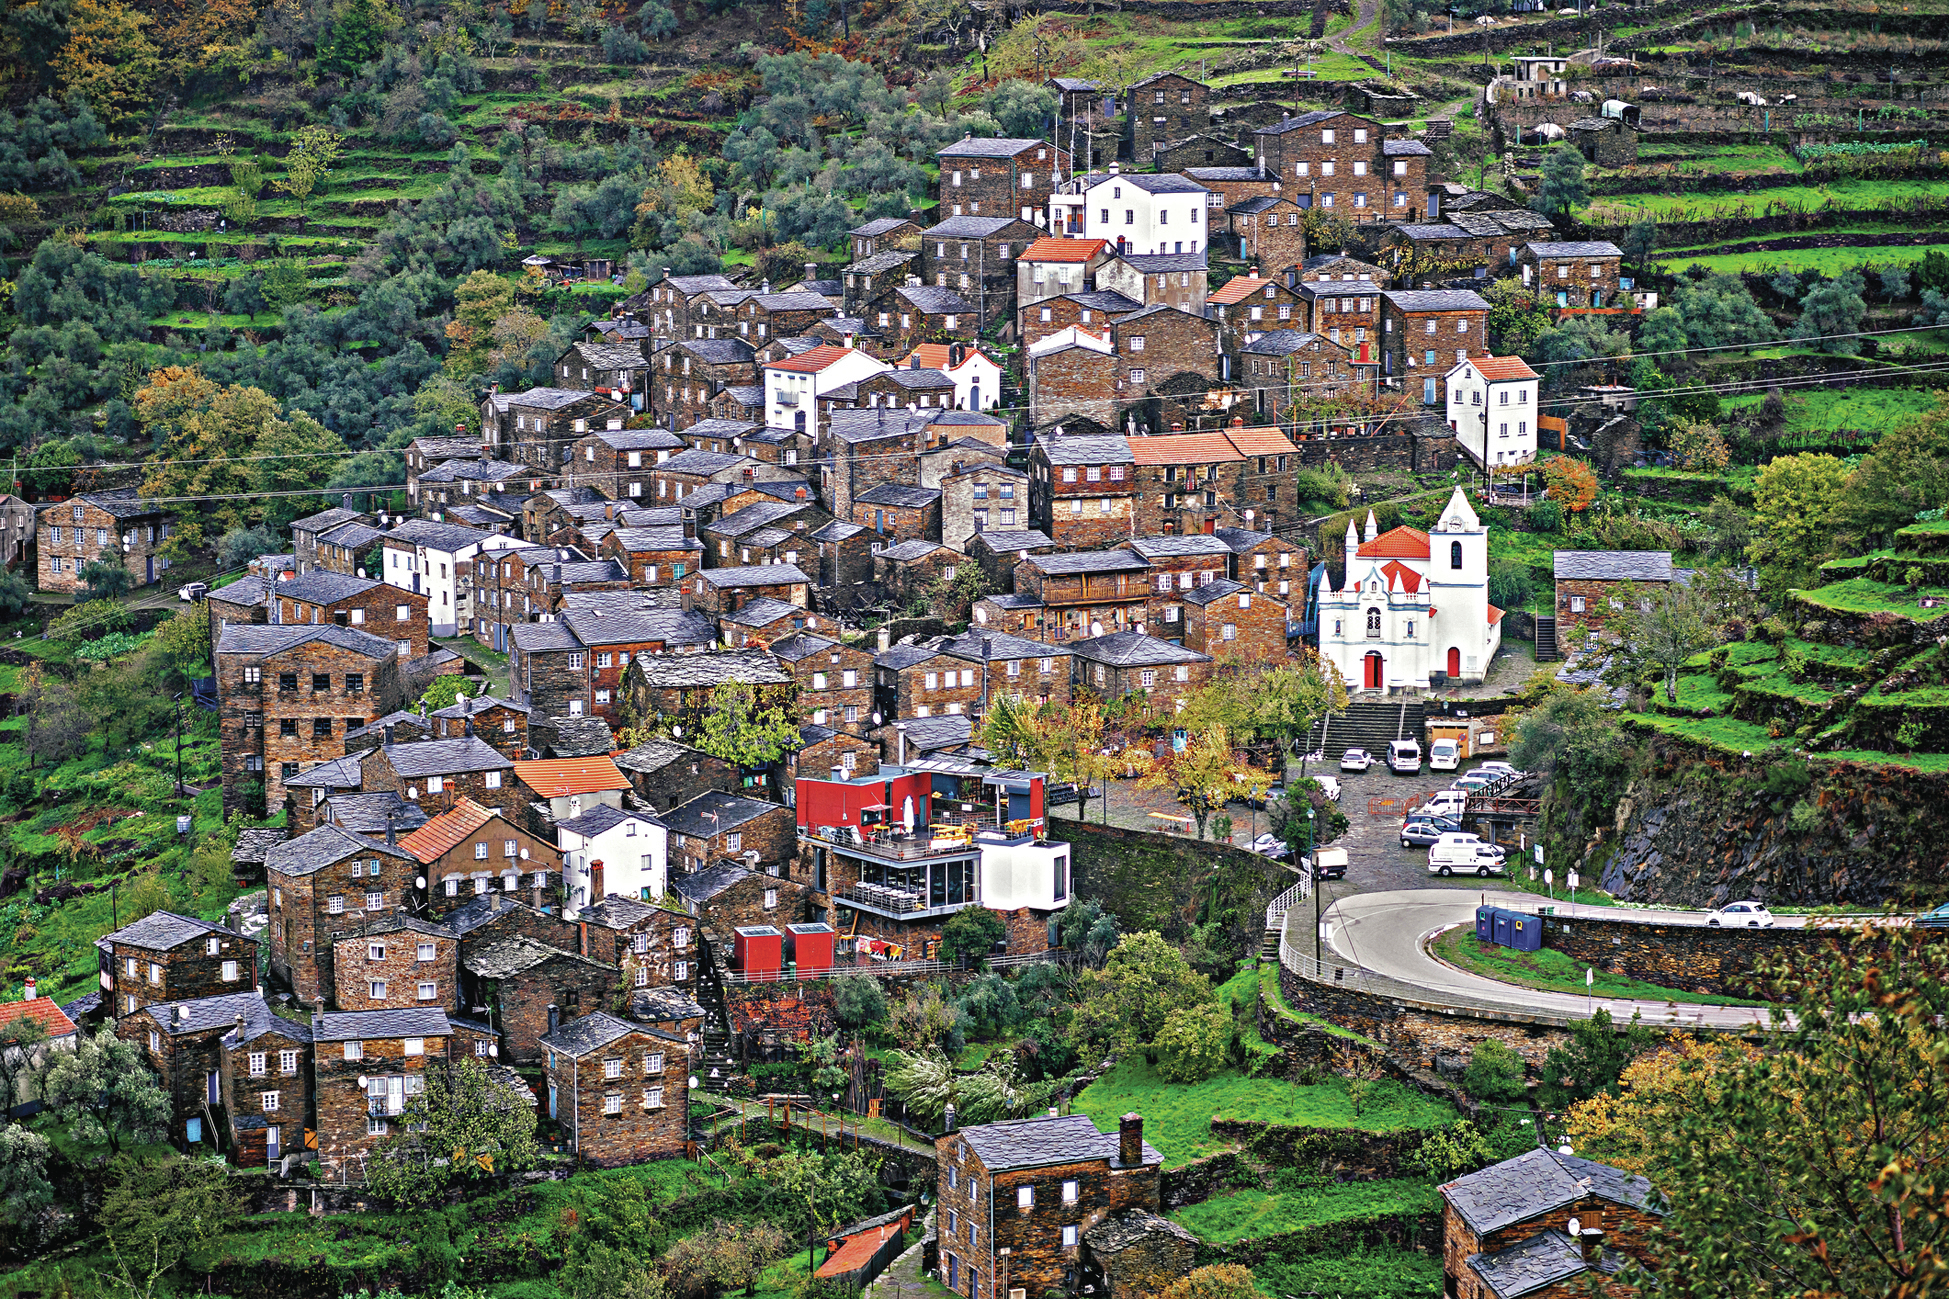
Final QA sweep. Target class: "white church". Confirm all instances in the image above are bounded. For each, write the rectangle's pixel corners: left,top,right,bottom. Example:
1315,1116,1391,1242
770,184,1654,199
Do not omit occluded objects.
1316,487,1503,693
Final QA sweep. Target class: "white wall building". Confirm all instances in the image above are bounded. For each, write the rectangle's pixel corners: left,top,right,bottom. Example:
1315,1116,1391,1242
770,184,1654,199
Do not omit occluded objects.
897,344,1006,412
1315,489,1501,692
556,804,670,914
763,344,890,435
975,830,1073,914
381,519,536,639
1444,355,1542,468
1048,170,1212,257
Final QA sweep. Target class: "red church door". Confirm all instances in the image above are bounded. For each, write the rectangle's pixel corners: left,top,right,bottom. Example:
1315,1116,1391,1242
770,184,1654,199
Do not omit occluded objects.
1447,647,1461,678
1365,652,1384,689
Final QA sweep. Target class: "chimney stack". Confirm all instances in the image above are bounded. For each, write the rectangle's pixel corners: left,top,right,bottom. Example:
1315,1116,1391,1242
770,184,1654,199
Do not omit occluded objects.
877,627,891,652
385,808,397,849
680,586,693,612
22,976,35,1001
805,262,818,284
1118,1112,1143,1166
943,1101,957,1133
1580,1229,1604,1265
547,1003,560,1034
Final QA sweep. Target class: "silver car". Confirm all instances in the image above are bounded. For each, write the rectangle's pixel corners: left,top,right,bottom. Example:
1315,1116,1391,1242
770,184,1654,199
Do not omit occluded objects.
1340,748,1373,772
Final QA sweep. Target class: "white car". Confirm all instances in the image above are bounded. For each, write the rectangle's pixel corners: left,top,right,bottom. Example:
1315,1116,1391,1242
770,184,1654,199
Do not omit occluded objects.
1428,739,1460,771
1312,775,1342,802
1388,740,1422,774
177,582,209,602
1706,901,1774,928
1247,833,1291,861
1474,762,1521,781
1340,748,1373,772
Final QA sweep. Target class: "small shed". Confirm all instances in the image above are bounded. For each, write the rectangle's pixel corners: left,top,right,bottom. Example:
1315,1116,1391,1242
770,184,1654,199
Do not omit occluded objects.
733,925,783,976
785,923,835,973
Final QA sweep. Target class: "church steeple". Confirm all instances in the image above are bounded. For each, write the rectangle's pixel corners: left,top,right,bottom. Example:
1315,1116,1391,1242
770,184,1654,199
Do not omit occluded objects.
1363,510,1378,543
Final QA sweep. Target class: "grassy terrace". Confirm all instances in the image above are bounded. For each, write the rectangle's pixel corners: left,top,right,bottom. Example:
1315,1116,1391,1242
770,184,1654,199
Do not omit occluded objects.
1431,927,1769,1007
1173,1179,1441,1243
1657,242,1949,276
1795,576,1949,617
1721,387,1947,438
1588,177,1949,222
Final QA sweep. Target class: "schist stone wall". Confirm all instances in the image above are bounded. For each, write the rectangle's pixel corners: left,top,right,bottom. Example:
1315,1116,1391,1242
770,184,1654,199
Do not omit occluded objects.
1537,910,1857,999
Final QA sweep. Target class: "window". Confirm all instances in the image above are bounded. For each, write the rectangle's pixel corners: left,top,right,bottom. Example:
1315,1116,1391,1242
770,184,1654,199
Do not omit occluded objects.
1062,1179,1079,1203
605,1057,623,1079
674,959,689,980
365,890,382,911
403,1038,424,1056
418,981,438,1001
367,1117,388,1136
1570,595,1587,613
1018,1187,1035,1209
1128,335,1145,352
646,1086,665,1108
345,1041,364,1060
262,1091,281,1112
1062,1226,1078,1248
764,889,778,910
328,895,345,915
1321,128,1335,143
1451,541,1464,570
249,1052,267,1076
369,980,388,999
280,1050,298,1074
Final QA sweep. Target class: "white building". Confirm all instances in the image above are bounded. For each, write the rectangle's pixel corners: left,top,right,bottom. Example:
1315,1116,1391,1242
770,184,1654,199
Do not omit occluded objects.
381,519,536,639
1048,170,1212,257
1444,355,1542,468
556,804,670,913
1315,489,1502,692
763,343,889,436
897,343,1006,412
974,830,1073,913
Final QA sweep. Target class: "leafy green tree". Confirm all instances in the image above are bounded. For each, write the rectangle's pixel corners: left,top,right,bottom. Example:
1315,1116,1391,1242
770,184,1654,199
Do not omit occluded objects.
940,906,1006,965
98,1153,245,1277
832,973,887,1031
217,523,281,570
1601,577,1733,702
1919,249,1949,295
417,674,470,713
1670,272,1778,349
690,679,803,769
1412,1120,1503,1182
1635,306,1688,358
364,1058,539,1207
1481,278,1554,355
982,80,1057,136
317,0,387,79
1153,1001,1228,1082
1749,453,1850,588
1069,932,1216,1062
1537,1008,1654,1110
1618,219,1658,271
1487,559,1533,612
882,1050,1055,1127
0,1123,53,1253
152,607,208,666
1530,144,1587,219
638,0,678,37
559,1177,666,1299
21,666,90,768
258,259,310,312
0,568,31,620
1833,399,1949,544
888,985,961,1052
272,124,345,230
41,1027,170,1155
47,597,131,643
0,1016,49,1115
1790,269,1869,354
1138,726,1246,840
1462,1040,1529,1103
79,552,134,601
1508,687,1630,795
1160,1264,1259,1299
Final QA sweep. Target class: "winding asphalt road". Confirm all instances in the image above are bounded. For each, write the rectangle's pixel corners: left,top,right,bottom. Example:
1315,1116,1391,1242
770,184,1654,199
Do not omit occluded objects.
1308,889,1786,1030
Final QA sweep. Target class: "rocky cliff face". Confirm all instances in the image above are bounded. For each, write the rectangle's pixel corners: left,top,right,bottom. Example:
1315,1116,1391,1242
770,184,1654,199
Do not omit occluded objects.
1580,749,1949,908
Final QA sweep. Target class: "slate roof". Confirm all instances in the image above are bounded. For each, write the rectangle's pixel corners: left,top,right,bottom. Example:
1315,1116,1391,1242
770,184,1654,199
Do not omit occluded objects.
851,217,917,238
1441,1147,1659,1238
313,1008,457,1042
1063,289,1146,314
970,529,1053,552
1390,222,1473,241
1049,76,1100,91
381,737,511,779
266,824,408,877
1256,109,1346,134
631,649,791,688
1183,165,1271,181
1466,1229,1587,1299
958,1114,1163,1171
1383,138,1435,156
1552,550,1673,582
232,827,290,866
613,736,710,776
897,285,974,315
438,892,547,936
939,630,1067,662
1382,288,1492,313
1524,240,1624,259
1213,527,1287,553
678,337,759,365
465,933,610,979
273,570,383,605
1226,196,1288,217
1296,279,1384,300
555,804,660,839
209,574,269,607
938,137,1045,158
1082,1210,1198,1255
749,290,837,313
1182,577,1249,607
577,894,667,928
921,216,1029,238
666,274,739,295
891,713,973,751
630,986,709,1022
656,448,753,477
882,367,956,392
291,506,368,533
145,992,305,1042
432,693,531,720
510,621,585,653
1036,435,1133,466
318,792,428,836
561,607,713,648
683,417,763,442
696,563,809,589
830,407,945,445
1111,252,1209,274
1126,534,1234,558
540,1009,664,1056
214,623,401,661
608,525,701,554
877,540,948,563
592,428,686,451
1025,550,1149,575
504,386,601,411
283,752,368,789
663,791,781,839
72,489,169,519
875,643,941,671
706,500,811,539
384,518,499,553
809,520,867,543
721,595,806,628
671,862,751,903
103,911,244,953
1068,631,1212,667
855,483,942,509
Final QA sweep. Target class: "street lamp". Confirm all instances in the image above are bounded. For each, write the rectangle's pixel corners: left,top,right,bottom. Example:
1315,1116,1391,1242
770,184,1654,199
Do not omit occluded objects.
1307,806,1321,965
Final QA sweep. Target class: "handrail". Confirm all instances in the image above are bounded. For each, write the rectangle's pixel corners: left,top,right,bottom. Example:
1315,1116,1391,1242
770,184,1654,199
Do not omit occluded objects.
1265,877,1310,934
719,950,1056,984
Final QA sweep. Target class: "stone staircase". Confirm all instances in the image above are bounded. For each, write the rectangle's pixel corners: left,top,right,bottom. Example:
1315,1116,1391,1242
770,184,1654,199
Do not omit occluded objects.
1304,698,1427,760
693,958,740,1088
1534,615,1560,662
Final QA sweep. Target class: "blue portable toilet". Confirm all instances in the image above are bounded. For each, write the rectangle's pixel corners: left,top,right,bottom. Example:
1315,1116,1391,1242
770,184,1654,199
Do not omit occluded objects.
1492,910,1516,948
1475,905,1497,942
1507,913,1543,952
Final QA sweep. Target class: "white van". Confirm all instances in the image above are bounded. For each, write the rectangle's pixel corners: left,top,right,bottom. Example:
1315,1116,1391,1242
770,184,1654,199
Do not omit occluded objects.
1388,740,1422,774
1417,790,1469,819
1428,739,1460,771
1429,837,1505,877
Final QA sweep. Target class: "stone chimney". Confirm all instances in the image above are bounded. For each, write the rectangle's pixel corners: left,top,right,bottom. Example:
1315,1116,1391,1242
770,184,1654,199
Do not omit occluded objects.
680,585,693,612
385,808,397,849
877,627,891,652
805,262,818,284
21,976,35,1001
1118,1113,1143,1166
547,1003,560,1034
1581,1229,1605,1266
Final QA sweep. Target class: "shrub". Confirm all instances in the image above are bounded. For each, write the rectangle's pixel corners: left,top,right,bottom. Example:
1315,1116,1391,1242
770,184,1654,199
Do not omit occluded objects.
1462,1040,1528,1103
1153,1002,1228,1083
940,906,1005,965
47,598,132,644
1161,1264,1258,1299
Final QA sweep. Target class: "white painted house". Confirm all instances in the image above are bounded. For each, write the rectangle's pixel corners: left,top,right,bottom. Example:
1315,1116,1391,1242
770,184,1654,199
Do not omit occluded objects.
381,519,536,639
1047,170,1212,257
1444,355,1542,468
556,804,670,913
898,343,1006,412
762,344,889,436
1315,489,1501,692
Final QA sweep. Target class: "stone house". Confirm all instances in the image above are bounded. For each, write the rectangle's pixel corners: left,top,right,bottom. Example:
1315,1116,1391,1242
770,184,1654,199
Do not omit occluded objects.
1095,252,1209,316
1240,330,1368,421
664,793,798,878
267,571,432,661
1048,172,1212,258
553,340,654,407
1211,272,1309,375
541,1012,691,1166
1296,277,1384,351
382,517,531,640
264,824,420,1009
1022,288,1142,351
1156,135,1250,172
397,796,560,914
329,915,461,1013
809,519,874,589
1516,241,1625,310
702,497,828,570
215,623,406,819
844,366,961,418
1129,70,1210,160
1552,550,1676,636
934,1113,1163,1299
650,339,760,429
940,461,1030,553
649,449,799,506
849,217,921,263
216,995,313,1167
358,737,517,819
414,458,548,517
719,596,832,650
612,737,742,812
124,992,298,1158
1112,305,1223,417
935,137,1068,227
575,895,699,994
939,629,1073,713
874,541,960,608
1067,631,1212,719
1224,425,1303,533
671,862,814,948
1016,237,1113,328
1251,111,1420,222
1214,526,1307,598
291,506,370,576
1029,434,1138,548
443,892,580,960
206,575,270,646
497,388,633,475
851,482,942,546
37,490,176,593
691,563,810,616
872,641,983,722
1226,198,1309,273
1027,336,1121,436
1380,289,1492,405
969,530,1057,591
310,1008,497,1178
567,428,687,503
99,912,259,1021
622,649,795,733
1569,116,1637,168
308,518,390,579
872,284,982,354
732,290,838,346
429,694,530,759
1440,1147,1661,1299
1181,164,1280,214
1122,533,1235,595
788,724,880,787
1126,434,1245,536
1080,1212,1199,1299
843,250,923,319
1172,579,1290,659
919,216,1043,323
637,272,739,340
770,633,875,733
405,438,488,505
460,934,618,1065
595,525,704,591
1293,251,1390,288
1012,550,1153,641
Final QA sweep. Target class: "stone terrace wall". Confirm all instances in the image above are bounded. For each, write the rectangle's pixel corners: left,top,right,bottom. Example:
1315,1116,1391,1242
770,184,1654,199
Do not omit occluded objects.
1279,962,1573,1067
1537,908,1869,999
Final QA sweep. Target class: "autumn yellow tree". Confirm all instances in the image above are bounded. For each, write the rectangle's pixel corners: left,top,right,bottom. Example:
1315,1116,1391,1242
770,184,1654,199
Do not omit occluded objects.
54,0,161,130
1139,726,1248,840
1561,1035,1760,1176
1539,453,1599,513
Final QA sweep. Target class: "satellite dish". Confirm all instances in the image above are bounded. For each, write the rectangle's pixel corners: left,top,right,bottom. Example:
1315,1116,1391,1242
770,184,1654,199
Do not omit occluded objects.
357,1075,369,1089
520,848,530,860
414,877,426,889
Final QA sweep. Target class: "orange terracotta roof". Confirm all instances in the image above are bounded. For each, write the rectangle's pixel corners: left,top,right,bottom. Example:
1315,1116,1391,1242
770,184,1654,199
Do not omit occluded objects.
1469,355,1540,382
1356,526,1431,560
1382,560,1422,594
818,1208,915,1279
397,797,498,863
1021,237,1107,263
901,344,997,373
1128,433,1247,466
1487,604,1506,625
1224,425,1299,457
0,997,77,1038
1208,274,1279,306
767,344,856,374
513,756,630,797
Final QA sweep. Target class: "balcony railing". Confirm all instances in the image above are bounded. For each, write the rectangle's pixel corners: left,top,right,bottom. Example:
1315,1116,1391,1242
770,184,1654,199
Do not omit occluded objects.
807,824,981,861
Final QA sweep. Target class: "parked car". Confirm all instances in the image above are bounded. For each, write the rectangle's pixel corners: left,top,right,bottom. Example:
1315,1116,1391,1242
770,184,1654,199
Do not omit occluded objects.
1917,902,1949,929
177,582,209,602
1310,847,1349,880
1388,740,1422,774
1340,748,1373,772
1705,901,1774,928
1473,761,1522,781
1247,833,1292,861
1246,782,1285,810
1428,739,1460,772
1430,831,1505,861
1310,775,1342,802
1417,791,1470,819
1429,834,1505,877
1401,817,1463,848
